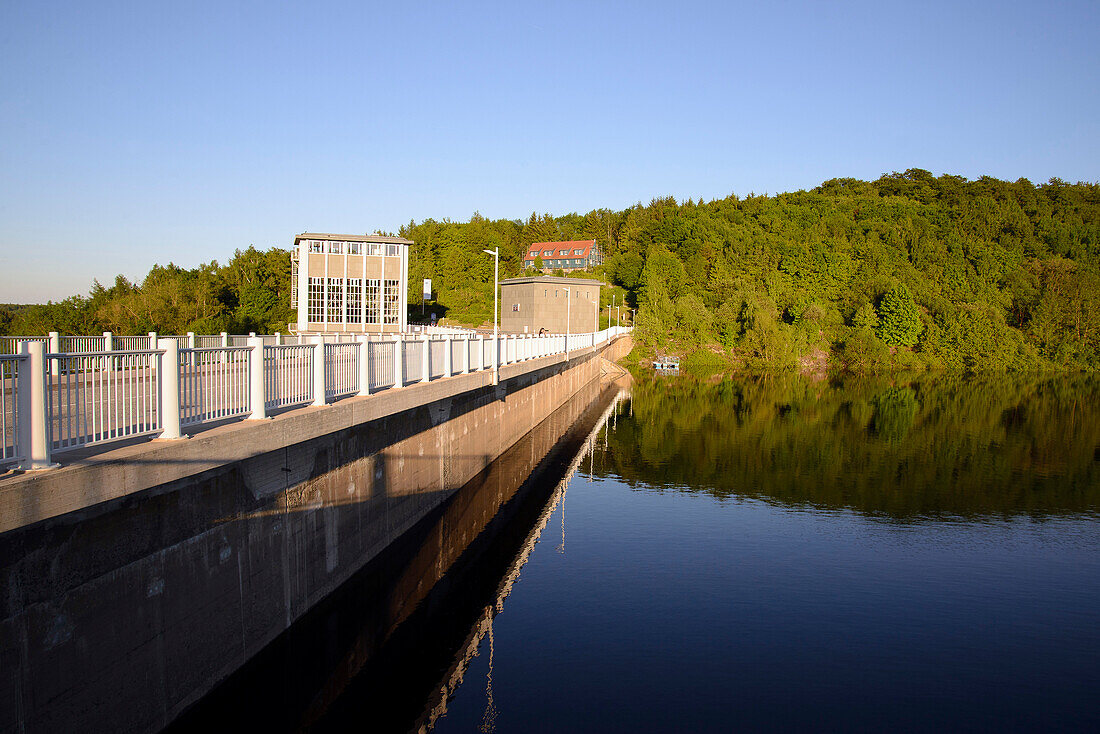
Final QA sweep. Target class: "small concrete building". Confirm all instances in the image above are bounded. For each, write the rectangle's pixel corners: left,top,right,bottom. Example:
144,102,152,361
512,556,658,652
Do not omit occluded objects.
500,276,602,334
292,232,412,334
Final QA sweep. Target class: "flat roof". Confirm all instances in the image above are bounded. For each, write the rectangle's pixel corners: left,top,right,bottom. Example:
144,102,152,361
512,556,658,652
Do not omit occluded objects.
295,232,414,245
501,276,604,287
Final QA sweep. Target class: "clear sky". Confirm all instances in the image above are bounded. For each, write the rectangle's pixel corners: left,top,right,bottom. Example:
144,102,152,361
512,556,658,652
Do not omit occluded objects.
1,0,1098,303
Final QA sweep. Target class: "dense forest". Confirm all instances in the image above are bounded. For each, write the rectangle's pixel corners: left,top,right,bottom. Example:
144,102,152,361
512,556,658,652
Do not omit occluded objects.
0,247,296,337
4,170,1099,371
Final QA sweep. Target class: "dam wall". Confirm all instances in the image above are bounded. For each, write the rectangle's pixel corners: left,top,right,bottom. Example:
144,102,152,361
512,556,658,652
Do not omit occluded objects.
0,339,629,734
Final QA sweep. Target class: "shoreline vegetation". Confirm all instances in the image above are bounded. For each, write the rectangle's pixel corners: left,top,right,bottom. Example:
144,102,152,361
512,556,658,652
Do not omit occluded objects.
4,170,1098,372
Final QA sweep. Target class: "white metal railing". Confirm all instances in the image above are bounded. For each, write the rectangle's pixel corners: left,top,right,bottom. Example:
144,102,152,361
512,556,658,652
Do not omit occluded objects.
324,342,359,400
48,350,161,451
61,336,106,353
369,340,396,391
1,336,48,355
2,327,632,470
179,347,251,426
264,344,314,411
429,338,446,380
112,335,150,351
1,354,22,467
404,339,424,385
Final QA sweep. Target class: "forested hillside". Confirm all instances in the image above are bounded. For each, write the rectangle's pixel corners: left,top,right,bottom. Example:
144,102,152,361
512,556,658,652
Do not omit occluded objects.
5,170,1098,371
403,170,1100,370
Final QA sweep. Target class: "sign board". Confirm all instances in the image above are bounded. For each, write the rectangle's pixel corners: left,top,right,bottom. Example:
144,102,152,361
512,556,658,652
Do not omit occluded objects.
423,279,432,300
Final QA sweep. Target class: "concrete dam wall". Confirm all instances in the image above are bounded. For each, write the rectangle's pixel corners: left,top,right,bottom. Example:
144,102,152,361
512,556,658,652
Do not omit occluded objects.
0,340,630,734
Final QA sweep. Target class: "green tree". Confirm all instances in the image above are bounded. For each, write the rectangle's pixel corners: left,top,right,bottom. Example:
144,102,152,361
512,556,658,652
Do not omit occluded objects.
875,284,923,347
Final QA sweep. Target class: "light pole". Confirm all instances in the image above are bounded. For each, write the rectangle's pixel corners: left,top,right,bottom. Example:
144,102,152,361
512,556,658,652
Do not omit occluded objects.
482,247,499,385
563,287,571,360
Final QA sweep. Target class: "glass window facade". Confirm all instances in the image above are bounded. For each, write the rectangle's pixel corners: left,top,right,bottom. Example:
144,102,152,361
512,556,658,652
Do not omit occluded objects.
327,278,344,322
346,278,362,323
365,279,381,324
383,279,400,324
308,277,325,322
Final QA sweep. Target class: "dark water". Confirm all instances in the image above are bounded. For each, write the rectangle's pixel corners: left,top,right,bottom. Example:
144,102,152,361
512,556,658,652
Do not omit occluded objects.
176,373,1100,732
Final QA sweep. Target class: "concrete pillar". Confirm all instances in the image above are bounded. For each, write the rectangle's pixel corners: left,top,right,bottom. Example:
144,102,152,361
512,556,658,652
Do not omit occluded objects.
274,332,282,346
443,335,452,378
357,336,370,396
220,331,229,349
311,336,327,406
148,331,157,351
247,336,267,420
104,331,113,352
462,336,470,374
48,331,60,378
393,336,405,388
186,331,196,349
157,338,183,439
18,341,55,470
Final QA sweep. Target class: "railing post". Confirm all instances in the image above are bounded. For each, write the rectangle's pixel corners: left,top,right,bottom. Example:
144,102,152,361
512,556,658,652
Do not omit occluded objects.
311,336,327,406
357,336,370,396
393,336,405,388
462,336,470,374
248,336,267,419
220,331,229,348
443,335,452,378
187,331,196,349
18,341,55,470
421,334,431,382
157,338,183,439
275,332,283,346
104,331,113,352
148,331,157,350
48,331,60,379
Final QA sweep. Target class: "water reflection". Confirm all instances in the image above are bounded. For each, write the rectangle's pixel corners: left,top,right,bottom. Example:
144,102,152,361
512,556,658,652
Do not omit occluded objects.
600,372,1100,519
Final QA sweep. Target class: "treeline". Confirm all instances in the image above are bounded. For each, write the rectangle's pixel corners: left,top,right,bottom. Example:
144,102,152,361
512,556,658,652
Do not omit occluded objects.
0,247,295,337
7,170,1099,370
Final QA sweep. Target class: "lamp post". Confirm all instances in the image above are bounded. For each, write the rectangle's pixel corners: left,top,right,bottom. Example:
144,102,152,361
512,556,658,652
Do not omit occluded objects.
482,247,499,385
563,287,571,360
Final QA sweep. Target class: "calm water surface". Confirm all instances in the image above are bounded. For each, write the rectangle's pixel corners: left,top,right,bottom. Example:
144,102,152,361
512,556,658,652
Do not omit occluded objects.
431,373,1100,733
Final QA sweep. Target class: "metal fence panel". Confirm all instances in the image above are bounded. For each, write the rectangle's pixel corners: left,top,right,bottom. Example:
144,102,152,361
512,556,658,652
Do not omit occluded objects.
113,336,151,351
0,355,21,467
264,345,314,411
49,350,161,452
324,343,359,400
403,340,424,384
178,347,251,427
429,339,446,379
450,339,465,373
368,340,395,391
0,337,48,355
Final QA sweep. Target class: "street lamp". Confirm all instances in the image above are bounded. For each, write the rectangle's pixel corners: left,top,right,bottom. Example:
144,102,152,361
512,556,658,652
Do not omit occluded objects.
563,287,571,360
482,247,499,385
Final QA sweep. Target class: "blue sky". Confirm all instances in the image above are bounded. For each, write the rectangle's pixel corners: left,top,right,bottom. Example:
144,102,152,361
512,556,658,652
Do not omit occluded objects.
2,0,1098,303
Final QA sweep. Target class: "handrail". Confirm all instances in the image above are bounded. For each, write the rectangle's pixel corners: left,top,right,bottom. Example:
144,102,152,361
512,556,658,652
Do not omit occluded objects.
2,327,631,470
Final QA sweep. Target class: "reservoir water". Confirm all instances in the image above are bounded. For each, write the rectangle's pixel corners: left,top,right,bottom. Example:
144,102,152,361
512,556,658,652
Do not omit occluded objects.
176,373,1100,732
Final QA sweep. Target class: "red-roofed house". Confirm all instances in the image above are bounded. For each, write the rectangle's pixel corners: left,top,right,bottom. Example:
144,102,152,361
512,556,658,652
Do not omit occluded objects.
523,240,602,273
